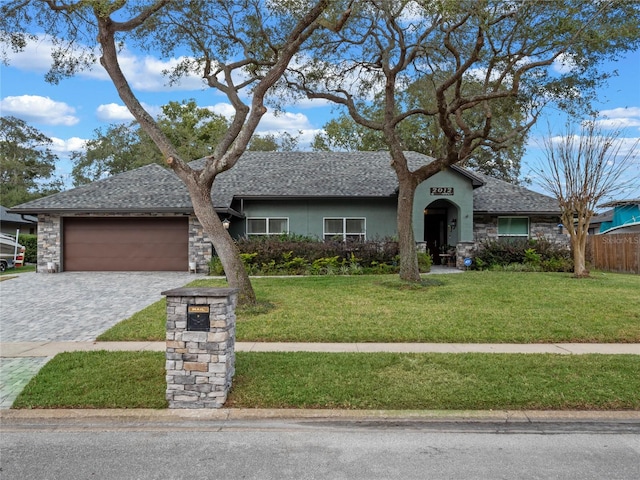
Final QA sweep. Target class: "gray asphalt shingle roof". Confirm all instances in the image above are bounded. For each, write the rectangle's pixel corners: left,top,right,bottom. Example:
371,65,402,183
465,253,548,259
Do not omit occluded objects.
471,172,560,214
1,205,37,224
9,151,559,215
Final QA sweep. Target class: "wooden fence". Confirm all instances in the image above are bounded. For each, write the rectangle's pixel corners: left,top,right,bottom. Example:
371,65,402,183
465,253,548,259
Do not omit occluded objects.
587,233,640,274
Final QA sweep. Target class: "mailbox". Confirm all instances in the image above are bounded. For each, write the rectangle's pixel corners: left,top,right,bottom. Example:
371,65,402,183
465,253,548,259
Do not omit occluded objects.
187,304,210,331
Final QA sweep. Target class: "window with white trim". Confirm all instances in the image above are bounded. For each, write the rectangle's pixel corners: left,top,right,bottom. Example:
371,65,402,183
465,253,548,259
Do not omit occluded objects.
246,217,288,236
497,217,529,237
323,218,366,242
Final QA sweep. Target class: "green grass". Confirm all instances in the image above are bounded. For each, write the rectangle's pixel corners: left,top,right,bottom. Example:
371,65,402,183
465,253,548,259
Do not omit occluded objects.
98,272,640,343
0,264,36,279
97,299,167,341
13,351,640,410
12,351,167,409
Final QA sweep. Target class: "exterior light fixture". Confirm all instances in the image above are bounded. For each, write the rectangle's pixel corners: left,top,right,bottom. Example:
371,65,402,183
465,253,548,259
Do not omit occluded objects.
222,218,231,230
450,218,457,230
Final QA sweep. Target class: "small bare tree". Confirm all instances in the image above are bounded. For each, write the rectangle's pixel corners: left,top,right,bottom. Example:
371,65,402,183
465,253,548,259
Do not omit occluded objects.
538,120,639,277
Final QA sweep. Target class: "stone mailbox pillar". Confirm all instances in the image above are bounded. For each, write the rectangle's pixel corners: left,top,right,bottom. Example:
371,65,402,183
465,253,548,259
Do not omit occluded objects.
162,287,238,409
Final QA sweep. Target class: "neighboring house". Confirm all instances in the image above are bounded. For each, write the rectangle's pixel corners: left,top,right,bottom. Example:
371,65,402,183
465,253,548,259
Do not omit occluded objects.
0,205,37,236
595,200,640,234
8,151,566,273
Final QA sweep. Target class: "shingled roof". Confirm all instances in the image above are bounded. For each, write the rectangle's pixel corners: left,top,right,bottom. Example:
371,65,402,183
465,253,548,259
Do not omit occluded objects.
471,172,560,214
9,151,559,215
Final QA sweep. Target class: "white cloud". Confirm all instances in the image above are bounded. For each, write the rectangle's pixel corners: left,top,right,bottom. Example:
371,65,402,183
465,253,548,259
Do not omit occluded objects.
96,103,134,122
594,117,640,129
600,107,640,118
206,103,237,118
552,53,577,74
95,102,162,122
5,34,206,92
3,35,58,73
0,95,79,126
50,136,88,154
595,107,640,130
109,50,207,92
258,111,313,132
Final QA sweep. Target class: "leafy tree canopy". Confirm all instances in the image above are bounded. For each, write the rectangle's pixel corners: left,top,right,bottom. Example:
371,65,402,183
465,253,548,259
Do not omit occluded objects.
0,116,63,206
71,99,230,185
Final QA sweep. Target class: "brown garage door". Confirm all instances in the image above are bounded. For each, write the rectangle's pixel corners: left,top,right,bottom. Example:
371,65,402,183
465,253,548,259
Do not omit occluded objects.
63,217,189,271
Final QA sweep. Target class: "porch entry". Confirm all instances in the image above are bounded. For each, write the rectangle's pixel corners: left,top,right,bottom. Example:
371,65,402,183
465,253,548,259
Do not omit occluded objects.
424,200,456,265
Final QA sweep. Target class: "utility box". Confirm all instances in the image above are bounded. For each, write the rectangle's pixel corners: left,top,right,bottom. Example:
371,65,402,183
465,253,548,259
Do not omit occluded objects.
162,287,238,409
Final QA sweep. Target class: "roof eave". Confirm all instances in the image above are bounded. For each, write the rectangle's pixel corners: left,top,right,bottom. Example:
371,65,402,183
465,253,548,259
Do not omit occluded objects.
234,194,397,200
8,207,194,215
473,210,561,216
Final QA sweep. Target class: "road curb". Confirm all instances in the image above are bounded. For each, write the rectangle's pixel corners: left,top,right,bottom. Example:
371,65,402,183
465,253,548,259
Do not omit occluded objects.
2,408,639,424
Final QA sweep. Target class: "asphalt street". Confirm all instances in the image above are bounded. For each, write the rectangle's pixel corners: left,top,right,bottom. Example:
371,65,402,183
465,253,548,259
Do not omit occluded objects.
2,417,639,480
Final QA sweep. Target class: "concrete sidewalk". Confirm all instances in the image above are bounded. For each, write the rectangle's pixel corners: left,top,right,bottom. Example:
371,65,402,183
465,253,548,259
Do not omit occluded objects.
3,341,640,357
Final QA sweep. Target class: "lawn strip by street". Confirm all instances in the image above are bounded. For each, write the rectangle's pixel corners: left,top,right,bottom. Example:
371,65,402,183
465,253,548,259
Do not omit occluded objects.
11,351,640,410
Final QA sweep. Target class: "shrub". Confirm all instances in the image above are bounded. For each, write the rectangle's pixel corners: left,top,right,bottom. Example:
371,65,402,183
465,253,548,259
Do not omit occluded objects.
18,234,37,264
473,237,572,273
208,236,421,276
417,252,432,273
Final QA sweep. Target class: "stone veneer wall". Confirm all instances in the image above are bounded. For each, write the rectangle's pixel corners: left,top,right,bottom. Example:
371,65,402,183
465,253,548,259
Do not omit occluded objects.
164,287,237,409
188,216,213,273
36,213,212,273
420,215,569,269
473,215,569,246
36,214,62,272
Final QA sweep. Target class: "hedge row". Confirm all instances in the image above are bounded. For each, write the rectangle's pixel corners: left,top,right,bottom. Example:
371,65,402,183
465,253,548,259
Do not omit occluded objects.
209,235,432,275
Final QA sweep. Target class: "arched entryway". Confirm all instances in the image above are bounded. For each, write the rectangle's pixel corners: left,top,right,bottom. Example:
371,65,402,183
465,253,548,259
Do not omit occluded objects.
424,199,459,265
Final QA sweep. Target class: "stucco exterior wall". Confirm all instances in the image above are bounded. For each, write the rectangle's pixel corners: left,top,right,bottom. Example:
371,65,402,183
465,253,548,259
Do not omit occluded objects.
413,170,475,244
236,198,398,240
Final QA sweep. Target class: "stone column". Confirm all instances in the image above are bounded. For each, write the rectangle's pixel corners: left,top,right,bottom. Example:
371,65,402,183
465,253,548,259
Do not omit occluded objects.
456,242,475,269
162,287,238,409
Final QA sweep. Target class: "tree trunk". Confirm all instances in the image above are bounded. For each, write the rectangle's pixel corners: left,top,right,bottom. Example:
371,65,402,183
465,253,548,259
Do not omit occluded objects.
190,184,256,306
397,176,421,282
572,229,589,278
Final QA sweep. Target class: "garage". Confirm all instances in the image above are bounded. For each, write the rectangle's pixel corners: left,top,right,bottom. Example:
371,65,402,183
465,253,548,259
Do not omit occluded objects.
63,217,189,271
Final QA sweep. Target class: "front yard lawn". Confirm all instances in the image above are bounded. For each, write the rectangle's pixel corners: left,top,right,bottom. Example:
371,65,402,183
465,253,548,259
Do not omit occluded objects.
98,272,640,343
13,351,640,410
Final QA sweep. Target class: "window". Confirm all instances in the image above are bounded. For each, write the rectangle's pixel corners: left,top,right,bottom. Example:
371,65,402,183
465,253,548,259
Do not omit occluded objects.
323,218,366,242
247,217,288,236
498,217,529,237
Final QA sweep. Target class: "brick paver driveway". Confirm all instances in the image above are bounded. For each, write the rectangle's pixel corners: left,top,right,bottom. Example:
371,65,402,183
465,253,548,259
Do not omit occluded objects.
0,271,199,342
0,271,200,408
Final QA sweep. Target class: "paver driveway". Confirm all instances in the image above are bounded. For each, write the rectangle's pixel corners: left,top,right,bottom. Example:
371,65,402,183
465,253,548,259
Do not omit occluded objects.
0,271,200,408
0,271,200,342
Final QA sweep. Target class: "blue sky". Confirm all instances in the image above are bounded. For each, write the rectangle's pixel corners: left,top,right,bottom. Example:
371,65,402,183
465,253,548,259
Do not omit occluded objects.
1,33,639,201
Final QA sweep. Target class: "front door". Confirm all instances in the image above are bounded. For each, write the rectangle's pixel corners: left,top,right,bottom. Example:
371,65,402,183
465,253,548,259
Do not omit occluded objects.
424,211,446,265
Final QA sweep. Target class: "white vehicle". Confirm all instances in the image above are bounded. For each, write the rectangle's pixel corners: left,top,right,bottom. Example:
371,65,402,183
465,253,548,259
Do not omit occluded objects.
0,233,25,272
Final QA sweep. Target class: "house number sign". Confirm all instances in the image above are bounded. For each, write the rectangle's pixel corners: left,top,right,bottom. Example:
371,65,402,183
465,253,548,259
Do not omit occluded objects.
430,187,454,196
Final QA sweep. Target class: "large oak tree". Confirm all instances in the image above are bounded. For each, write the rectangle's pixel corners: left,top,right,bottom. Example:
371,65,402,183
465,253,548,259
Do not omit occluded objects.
2,0,350,305
286,0,640,282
